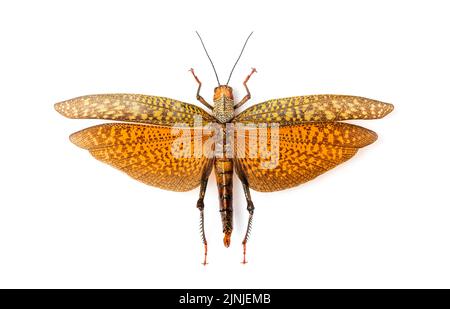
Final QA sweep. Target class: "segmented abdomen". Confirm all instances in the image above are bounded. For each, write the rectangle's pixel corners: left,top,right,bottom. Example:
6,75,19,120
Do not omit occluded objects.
215,158,233,234
214,124,233,234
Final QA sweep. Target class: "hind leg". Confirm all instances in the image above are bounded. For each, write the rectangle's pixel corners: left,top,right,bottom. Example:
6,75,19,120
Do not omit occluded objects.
241,179,255,264
197,160,213,265
236,164,255,264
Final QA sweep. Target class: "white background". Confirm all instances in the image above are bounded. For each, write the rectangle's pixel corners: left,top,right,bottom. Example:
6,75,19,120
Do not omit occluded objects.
0,0,449,288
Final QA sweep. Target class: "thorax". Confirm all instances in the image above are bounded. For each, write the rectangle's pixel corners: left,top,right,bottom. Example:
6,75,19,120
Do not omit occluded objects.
213,95,235,123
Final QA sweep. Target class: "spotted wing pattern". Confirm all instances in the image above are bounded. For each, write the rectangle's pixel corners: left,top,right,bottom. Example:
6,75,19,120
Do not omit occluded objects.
55,94,214,126
234,122,378,192
70,123,214,192
234,95,394,125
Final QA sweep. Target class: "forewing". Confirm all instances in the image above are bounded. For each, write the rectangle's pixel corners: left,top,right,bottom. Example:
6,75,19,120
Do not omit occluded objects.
70,123,214,192
234,122,377,192
55,94,214,126
234,95,394,125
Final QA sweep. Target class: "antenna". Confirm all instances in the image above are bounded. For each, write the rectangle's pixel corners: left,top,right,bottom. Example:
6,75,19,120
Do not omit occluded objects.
195,31,221,86
226,32,254,85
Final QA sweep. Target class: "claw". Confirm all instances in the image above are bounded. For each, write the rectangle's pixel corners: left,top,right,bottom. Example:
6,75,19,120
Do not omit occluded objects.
189,68,201,85
243,68,257,85
241,242,248,264
202,243,208,266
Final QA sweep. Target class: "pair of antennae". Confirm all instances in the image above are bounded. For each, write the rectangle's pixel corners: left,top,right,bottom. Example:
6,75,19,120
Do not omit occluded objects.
195,31,253,86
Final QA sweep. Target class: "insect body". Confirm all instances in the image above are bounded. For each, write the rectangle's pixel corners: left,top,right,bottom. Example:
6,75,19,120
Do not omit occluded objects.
55,33,393,264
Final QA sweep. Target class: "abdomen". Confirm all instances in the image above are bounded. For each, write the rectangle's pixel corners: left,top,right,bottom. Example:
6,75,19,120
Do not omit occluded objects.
214,125,234,247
